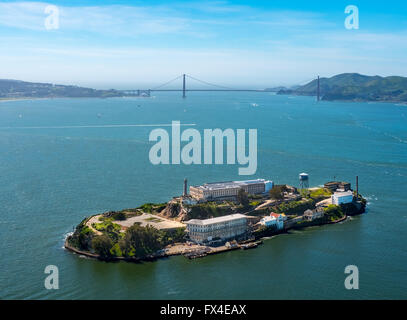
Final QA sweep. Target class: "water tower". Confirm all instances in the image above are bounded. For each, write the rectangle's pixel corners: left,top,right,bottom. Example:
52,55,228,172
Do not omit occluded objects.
299,173,309,192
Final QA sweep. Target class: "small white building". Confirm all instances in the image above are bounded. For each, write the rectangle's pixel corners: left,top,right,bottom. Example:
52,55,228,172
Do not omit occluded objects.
260,213,285,230
260,216,277,227
332,190,353,205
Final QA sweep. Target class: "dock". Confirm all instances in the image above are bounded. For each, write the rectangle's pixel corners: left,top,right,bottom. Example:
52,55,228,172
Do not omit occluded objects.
182,240,262,259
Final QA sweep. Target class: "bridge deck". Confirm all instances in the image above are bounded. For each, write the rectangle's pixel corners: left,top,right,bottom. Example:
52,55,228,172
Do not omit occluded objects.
150,89,265,92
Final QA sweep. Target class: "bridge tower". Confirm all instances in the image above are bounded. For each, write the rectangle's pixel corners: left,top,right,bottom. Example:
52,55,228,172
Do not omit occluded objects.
182,74,186,98
317,76,320,101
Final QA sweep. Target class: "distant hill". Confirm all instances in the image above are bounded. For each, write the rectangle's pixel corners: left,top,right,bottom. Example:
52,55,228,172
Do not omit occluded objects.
264,85,301,92
264,86,288,92
0,79,136,99
276,73,407,102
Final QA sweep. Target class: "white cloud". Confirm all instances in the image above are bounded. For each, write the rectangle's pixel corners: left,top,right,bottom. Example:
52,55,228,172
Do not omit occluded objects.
0,2,406,86
0,1,333,36
0,1,45,30
1,40,406,88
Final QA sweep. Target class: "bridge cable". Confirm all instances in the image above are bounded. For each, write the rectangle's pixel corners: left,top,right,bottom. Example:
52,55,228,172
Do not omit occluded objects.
185,74,235,90
150,75,183,90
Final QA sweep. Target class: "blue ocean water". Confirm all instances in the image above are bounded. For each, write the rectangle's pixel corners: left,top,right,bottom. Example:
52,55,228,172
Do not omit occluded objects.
0,92,406,299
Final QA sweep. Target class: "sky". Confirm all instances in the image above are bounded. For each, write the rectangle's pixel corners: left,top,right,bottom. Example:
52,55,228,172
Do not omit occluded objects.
0,0,406,89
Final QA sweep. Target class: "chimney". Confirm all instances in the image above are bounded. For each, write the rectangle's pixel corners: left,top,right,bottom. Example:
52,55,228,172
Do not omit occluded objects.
356,176,359,200
183,178,188,196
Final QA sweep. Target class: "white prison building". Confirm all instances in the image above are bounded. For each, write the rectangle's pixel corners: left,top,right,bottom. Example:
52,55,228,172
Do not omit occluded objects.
185,214,248,244
189,179,273,202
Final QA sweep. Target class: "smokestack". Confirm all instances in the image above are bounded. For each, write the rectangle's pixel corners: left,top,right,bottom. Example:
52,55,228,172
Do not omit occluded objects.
356,176,359,200
183,178,187,196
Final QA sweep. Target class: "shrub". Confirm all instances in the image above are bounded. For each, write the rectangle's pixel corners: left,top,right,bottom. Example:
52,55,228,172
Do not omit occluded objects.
110,243,123,257
162,228,186,244
324,204,344,221
111,211,126,221
309,188,332,201
77,225,94,250
92,219,122,242
138,203,155,213
187,203,232,220
269,185,288,200
274,199,315,215
92,235,113,258
120,224,164,258
237,188,249,207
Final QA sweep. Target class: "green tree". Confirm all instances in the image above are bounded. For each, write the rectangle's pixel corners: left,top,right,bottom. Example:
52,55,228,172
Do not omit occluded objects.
120,224,163,258
92,234,113,258
112,211,126,221
269,185,288,200
237,188,249,207
77,226,94,250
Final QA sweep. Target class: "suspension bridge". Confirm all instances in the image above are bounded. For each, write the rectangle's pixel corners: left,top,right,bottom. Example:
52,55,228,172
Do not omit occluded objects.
125,74,268,98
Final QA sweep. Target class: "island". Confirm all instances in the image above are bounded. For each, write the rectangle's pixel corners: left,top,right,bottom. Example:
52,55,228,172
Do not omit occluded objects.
65,177,366,262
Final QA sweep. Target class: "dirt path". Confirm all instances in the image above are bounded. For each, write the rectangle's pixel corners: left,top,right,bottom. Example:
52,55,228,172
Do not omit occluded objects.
316,198,332,207
114,213,185,230
255,199,276,210
86,215,103,235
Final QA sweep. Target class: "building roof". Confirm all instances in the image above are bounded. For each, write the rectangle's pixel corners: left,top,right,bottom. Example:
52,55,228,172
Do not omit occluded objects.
333,190,353,197
261,216,276,222
325,181,350,186
191,179,268,191
185,213,247,225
